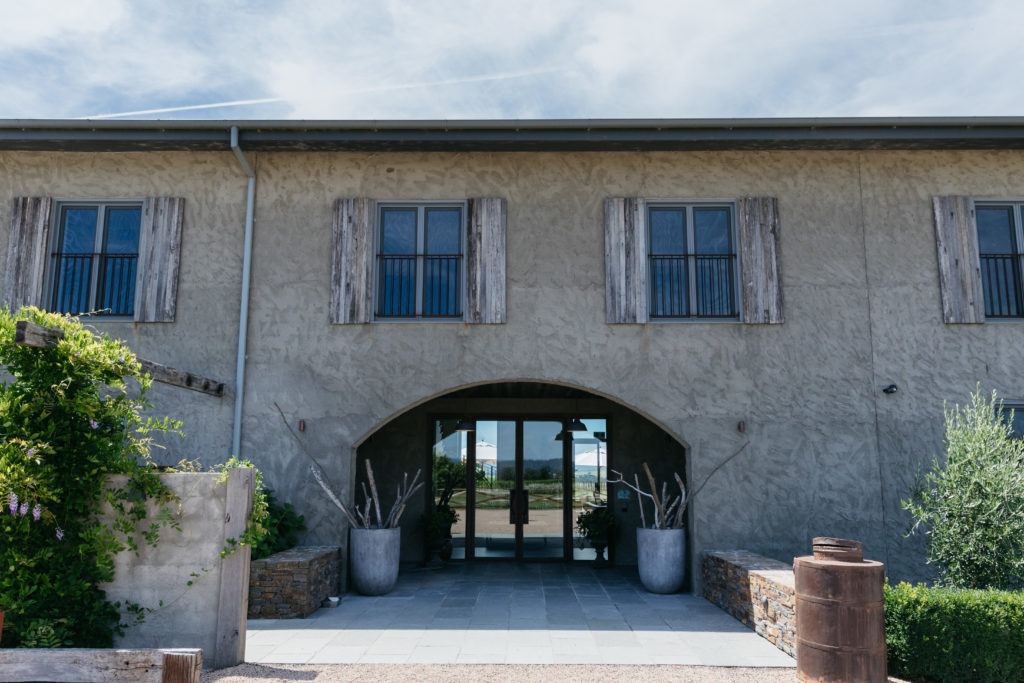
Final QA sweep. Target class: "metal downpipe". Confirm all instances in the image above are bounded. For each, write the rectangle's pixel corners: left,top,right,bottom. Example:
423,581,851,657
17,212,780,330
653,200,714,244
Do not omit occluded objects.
230,126,255,458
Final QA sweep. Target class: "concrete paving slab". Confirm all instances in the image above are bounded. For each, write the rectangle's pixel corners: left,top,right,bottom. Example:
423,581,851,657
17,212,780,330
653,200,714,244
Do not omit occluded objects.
246,563,795,668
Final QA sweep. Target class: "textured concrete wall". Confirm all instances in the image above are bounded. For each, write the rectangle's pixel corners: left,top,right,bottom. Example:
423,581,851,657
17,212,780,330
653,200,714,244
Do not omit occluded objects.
6,148,1024,590
99,472,247,665
0,151,242,466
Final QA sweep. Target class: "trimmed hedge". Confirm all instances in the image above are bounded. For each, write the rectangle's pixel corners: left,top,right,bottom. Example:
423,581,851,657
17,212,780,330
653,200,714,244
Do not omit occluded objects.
885,581,1024,682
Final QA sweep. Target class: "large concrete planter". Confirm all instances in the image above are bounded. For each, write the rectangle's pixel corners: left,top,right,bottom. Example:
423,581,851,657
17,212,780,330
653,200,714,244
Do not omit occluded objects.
350,527,401,595
637,527,686,594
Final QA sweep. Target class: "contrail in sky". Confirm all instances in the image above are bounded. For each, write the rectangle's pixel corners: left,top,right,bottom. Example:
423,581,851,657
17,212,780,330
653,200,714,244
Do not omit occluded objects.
82,68,562,119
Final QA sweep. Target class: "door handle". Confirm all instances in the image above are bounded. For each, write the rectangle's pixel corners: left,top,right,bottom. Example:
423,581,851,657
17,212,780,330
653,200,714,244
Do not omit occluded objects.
508,488,531,524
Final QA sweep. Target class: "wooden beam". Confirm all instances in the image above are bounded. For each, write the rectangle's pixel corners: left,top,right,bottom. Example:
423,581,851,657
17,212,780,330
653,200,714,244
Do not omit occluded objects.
138,359,225,398
213,466,255,669
13,320,225,397
0,648,201,683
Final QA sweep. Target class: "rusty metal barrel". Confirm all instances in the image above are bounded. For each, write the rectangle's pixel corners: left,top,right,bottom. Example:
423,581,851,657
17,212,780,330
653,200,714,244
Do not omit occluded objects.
794,538,886,682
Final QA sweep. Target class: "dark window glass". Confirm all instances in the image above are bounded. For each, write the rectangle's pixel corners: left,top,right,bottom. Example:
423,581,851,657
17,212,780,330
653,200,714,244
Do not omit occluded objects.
649,204,736,319
52,204,140,316
380,209,417,254
977,206,1022,318
104,208,141,253
977,207,1015,254
1003,405,1024,439
649,208,685,254
425,209,461,254
377,205,463,318
60,208,97,253
694,208,731,254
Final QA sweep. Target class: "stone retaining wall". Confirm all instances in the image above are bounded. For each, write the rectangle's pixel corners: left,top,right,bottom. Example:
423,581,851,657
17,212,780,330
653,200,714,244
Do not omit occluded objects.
248,546,341,619
702,550,796,656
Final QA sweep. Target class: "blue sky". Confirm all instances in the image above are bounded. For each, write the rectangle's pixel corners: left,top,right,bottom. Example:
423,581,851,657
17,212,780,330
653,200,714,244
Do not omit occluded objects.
2,0,1021,120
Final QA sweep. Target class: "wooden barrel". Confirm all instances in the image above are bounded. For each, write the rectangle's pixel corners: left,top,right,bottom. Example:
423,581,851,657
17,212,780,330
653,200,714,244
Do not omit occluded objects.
794,538,887,682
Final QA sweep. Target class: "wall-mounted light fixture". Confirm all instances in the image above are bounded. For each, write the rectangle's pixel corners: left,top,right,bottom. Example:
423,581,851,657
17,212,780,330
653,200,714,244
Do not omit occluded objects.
883,384,898,394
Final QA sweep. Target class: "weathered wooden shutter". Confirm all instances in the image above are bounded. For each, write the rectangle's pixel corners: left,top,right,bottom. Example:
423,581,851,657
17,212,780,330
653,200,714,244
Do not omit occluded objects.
737,196,784,324
604,197,647,323
933,196,984,324
3,197,53,309
465,197,507,323
134,197,184,322
330,198,375,324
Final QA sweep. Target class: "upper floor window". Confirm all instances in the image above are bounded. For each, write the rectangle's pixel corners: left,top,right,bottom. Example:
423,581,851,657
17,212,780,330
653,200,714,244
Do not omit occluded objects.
48,201,141,316
375,203,464,318
647,203,738,319
976,203,1024,318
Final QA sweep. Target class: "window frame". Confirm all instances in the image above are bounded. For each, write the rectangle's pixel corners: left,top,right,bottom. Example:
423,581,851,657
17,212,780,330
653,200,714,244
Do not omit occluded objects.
44,199,144,320
1000,402,1024,439
372,200,467,321
645,200,741,321
974,200,1024,320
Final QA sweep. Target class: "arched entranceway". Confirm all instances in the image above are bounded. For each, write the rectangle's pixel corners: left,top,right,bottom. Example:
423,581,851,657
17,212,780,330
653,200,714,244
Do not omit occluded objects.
355,381,689,585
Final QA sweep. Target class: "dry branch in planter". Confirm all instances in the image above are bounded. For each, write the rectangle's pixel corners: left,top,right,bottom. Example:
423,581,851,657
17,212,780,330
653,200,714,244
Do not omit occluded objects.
609,442,748,530
275,401,423,529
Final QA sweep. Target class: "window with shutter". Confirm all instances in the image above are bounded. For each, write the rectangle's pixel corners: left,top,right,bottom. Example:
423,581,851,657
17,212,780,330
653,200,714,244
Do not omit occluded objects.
604,196,782,324
4,196,183,322
331,197,506,324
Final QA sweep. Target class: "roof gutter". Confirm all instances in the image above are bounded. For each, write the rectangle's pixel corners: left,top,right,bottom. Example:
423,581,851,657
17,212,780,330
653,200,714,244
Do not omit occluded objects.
230,126,256,460
4,117,1024,152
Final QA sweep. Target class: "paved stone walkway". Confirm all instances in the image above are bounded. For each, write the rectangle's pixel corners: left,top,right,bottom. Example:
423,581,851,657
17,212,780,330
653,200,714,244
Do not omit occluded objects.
246,564,795,667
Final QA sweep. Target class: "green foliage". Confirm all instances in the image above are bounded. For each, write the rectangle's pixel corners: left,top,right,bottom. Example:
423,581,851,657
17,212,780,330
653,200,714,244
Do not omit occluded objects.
0,307,182,648
420,505,458,547
885,581,1024,682
251,489,305,560
212,457,270,554
902,389,1024,589
575,506,618,546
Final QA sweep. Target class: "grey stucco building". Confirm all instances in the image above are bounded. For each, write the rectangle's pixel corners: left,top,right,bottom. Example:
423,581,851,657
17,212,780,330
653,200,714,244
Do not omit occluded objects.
3,118,1023,591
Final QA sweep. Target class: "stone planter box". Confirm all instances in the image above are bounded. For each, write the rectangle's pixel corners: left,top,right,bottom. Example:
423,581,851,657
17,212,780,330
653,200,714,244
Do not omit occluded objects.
702,549,796,656
248,546,341,619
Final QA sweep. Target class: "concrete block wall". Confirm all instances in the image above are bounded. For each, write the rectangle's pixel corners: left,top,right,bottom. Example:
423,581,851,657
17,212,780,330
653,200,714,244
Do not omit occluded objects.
100,468,254,669
702,550,796,656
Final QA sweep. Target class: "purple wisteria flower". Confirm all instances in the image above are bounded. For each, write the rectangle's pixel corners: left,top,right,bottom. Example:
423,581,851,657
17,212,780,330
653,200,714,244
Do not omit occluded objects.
19,501,28,516
32,504,41,521
26,447,35,457
89,419,99,430
8,491,16,515
55,527,64,541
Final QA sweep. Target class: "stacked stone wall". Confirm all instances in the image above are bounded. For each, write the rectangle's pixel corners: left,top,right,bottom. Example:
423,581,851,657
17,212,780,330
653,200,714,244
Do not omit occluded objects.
248,546,341,619
702,550,796,656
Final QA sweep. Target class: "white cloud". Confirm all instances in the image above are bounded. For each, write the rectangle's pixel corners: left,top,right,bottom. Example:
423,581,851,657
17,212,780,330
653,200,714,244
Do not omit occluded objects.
0,0,1021,119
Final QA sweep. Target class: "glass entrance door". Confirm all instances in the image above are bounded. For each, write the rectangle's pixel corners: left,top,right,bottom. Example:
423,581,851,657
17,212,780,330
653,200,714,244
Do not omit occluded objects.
431,416,608,561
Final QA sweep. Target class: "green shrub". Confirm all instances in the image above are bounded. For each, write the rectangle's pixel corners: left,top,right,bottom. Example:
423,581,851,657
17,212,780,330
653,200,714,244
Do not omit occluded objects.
250,489,304,560
0,307,180,647
902,389,1024,589
885,581,1024,682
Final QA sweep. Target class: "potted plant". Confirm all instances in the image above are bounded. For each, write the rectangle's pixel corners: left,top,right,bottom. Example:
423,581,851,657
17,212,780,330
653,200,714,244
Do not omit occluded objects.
421,504,459,564
311,458,423,595
575,505,618,566
609,443,747,594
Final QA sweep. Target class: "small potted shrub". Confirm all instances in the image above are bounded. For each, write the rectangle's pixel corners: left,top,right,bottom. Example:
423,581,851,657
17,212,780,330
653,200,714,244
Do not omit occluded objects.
421,504,459,564
575,506,618,566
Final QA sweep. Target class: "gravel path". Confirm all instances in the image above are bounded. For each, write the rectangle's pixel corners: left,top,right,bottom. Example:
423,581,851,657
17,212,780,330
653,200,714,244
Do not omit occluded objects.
202,663,801,682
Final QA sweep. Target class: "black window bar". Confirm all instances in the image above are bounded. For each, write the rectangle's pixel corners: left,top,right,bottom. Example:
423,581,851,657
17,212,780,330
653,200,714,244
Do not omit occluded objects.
650,254,736,318
377,254,461,318
50,252,137,316
980,253,1024,318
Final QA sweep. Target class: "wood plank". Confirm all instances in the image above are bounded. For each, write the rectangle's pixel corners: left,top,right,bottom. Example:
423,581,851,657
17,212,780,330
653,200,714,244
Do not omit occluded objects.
213,466,255,670
330,198,374,323
14,320,224,397
138,358,225,397
3,197,53,309
14,319,65,347
135,197,184,323
933,195,984,323
738,196,784,324
466,197,507,323
604,197,647,323
0,648,200,683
